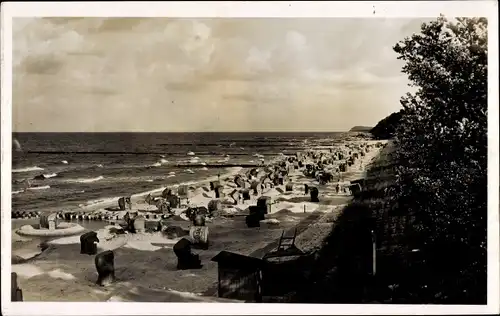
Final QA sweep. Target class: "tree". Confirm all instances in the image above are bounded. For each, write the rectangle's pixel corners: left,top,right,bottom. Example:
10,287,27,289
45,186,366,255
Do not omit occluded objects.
370,110,405,140
391,16,487,303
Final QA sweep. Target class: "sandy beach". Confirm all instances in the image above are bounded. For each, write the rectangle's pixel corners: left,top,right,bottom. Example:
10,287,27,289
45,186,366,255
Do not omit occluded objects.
11,137,386,302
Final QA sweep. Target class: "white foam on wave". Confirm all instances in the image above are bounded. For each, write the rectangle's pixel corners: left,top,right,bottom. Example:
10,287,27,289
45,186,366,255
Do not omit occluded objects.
201,167,208,171
43,173,58,179
167,175,176,178
27,185,50,191
12,190,25,195
150,158,169,167
79,197,117,208
61,160,69,164
76,166,243,212
187,151,195,156
185,169,195,174
13,166,44,173
69,176,104,183
96,164,104,168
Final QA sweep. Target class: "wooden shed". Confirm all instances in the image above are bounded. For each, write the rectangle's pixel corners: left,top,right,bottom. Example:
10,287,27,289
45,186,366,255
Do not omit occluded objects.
211,251,265,302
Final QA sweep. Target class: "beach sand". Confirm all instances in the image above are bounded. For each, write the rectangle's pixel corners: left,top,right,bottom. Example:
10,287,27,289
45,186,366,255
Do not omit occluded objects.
11,139,386,302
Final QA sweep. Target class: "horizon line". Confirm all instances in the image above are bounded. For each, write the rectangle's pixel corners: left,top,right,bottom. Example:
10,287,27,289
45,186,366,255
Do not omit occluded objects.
11,130,371,134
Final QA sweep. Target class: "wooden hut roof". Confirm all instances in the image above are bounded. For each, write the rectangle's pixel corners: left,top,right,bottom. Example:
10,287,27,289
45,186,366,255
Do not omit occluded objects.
211,251,265,269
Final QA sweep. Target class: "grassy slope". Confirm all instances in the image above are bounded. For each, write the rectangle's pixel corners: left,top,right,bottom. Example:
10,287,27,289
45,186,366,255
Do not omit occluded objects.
293,141,431,303
294,139,487,304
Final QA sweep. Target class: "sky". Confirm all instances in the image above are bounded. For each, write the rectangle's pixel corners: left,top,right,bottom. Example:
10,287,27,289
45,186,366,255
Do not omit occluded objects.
12,17,428,132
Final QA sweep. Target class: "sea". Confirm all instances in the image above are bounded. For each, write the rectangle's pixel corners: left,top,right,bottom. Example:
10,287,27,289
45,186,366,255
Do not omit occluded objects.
11,132,346,214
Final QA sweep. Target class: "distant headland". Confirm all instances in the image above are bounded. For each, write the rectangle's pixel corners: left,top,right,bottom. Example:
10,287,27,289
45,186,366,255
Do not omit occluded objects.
348,126,373,132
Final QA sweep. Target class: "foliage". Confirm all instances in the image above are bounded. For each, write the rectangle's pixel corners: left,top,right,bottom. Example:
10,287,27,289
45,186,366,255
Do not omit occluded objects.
370,110,404,140
390,16,487,303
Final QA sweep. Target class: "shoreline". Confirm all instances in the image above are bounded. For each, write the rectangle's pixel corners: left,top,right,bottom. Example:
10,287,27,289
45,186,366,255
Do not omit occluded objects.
11,136,387,302
11,166,245,217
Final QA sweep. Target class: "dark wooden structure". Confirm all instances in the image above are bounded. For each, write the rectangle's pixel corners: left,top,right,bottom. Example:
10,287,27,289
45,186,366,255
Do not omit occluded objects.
229,190,240,205
249,205,266,220
257,196,272,214
118,196,132,210
210,181,222,191
245,214,261,228
189,226,209,250
211,251,265,302
161,188,172,198
208,199,223,213
234,175,245,188
173,238,202,270
123,211,139,232
39,212,58,230
11,272,23,302
80,231,99,255
165,194,180,208
310,187,319,202
241,189,251,201
95,250,115,286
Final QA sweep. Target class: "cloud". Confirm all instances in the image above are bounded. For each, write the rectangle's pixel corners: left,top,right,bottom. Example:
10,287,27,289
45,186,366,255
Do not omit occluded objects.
21,54,64,75
12,17,427,132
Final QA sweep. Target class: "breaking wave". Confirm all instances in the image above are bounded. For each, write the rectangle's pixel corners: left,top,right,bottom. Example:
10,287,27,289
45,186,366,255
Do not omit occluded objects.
13,166,44,173
66,176,104,183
